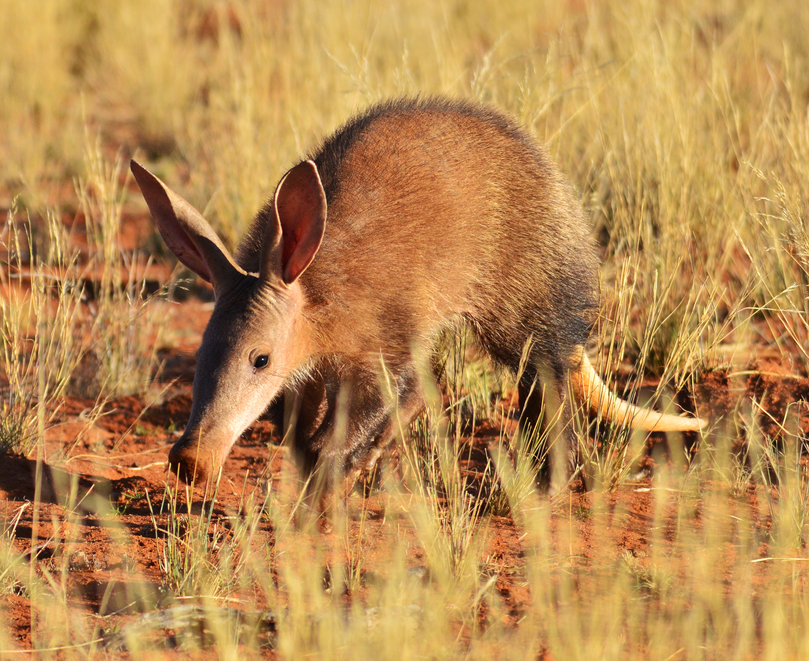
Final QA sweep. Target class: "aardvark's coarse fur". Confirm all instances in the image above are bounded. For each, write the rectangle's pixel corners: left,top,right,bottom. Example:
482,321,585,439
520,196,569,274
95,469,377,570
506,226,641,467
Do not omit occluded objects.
131,97,705,493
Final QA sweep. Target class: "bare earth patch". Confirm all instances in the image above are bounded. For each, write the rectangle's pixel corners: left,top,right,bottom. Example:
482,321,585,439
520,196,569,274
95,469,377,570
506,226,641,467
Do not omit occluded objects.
1,296,805,655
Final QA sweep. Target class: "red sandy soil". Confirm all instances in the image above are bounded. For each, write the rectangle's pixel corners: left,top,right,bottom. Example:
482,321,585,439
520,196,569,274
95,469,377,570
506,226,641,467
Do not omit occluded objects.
1,194,807,657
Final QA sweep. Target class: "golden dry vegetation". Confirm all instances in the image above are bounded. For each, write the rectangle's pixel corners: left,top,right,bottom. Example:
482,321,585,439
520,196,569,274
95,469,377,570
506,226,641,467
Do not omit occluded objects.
2,0,809,658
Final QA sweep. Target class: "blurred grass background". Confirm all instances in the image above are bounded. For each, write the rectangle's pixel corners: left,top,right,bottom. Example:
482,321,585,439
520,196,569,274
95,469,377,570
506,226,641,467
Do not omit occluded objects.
2,0,809,658
4,0,809,375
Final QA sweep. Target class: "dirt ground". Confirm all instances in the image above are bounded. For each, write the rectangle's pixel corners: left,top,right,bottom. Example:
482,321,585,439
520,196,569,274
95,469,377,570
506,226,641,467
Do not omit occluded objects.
2,202,808,656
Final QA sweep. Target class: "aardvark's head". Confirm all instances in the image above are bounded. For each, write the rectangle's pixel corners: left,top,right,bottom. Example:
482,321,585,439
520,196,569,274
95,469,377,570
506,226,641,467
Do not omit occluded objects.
130,159,326,483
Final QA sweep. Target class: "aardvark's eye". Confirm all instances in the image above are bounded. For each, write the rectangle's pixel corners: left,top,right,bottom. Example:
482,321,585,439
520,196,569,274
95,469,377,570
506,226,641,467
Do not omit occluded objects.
253,355,269,370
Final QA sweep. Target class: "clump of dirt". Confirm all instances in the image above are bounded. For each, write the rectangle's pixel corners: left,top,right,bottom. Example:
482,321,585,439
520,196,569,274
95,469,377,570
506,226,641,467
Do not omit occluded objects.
694,367,735,421
746,358,809,438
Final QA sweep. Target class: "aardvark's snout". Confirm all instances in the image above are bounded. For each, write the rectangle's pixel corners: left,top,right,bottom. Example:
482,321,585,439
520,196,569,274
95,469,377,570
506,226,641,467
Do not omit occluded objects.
168,435,225,485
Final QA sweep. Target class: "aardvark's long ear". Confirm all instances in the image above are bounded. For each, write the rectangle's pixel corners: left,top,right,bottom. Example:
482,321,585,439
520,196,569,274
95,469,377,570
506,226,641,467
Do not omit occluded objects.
130,160,242,296
260,160,326,285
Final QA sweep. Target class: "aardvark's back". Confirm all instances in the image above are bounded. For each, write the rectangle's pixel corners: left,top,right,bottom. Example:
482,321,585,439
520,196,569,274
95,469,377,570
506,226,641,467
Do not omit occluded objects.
238,97,600,371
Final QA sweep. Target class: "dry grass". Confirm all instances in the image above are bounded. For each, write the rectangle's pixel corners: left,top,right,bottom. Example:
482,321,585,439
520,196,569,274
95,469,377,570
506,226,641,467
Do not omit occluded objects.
2,0,809,658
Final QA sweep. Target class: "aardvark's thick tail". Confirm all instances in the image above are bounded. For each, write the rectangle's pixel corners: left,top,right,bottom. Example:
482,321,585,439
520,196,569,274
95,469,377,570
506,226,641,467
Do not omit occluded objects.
569,347,706,432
